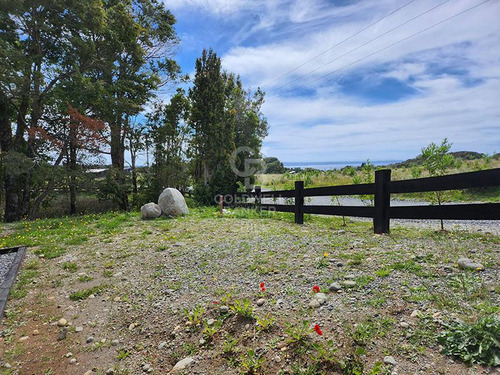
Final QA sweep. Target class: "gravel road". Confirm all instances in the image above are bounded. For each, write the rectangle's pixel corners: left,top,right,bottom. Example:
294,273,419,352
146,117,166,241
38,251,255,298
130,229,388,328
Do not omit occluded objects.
260,195,500,234
0,251,16,285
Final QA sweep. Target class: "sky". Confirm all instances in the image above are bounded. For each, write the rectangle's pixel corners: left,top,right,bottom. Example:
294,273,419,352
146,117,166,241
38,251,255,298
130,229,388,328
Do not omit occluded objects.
161,0,500,163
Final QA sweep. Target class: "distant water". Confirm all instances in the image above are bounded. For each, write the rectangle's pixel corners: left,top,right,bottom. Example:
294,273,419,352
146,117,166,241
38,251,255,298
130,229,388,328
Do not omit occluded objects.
284,160,400,171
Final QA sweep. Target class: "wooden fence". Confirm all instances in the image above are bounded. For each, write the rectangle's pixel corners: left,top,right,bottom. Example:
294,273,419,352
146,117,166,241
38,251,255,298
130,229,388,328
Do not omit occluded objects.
229,168,500,233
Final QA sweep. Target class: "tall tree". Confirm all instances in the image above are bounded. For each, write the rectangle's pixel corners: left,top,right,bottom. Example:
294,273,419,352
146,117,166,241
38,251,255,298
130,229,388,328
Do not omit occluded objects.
189,49,237,203
146,88,190,200
0,0,104,221
91,0,181,211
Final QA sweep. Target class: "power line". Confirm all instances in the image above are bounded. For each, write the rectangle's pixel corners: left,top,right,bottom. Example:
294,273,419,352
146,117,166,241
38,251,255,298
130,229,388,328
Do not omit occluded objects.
262,0,418,88
266,0,490,102
268,0,451,95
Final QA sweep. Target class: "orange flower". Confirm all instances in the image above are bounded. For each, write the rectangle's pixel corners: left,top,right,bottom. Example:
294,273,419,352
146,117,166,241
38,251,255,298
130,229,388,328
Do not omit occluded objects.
260,282,266,292
314,324,323,336
312,285,320,293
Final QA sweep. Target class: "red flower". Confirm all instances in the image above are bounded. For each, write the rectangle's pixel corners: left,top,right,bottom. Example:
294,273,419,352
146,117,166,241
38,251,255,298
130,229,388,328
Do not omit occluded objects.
314,324,323,336
312,285,320,293
260,282,266,292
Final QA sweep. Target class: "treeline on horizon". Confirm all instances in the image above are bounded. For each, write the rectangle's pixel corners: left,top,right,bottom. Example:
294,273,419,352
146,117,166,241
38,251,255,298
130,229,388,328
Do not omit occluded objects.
0,0,267,222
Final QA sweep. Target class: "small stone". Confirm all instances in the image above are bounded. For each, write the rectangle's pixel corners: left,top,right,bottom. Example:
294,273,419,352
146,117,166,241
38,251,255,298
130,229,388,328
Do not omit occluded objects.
384,356,397,366
274,355,282,362
75,326,83,333
114,272,123,277
89,294,96,299
256,298,266,306
142,363,152,372
338,230,346,234
65,352,73,358
57,318,68,327
57,328,67,341
32,329,40,336
69,358,77,364
199,338,206,345
3,363,11,369
457,258,484,271
219,305,229,314
158,341,167,350
84,371,93,375
113,296,121,302
112,339,119,346
410,310,420,318
308,299,321,308
128,323,136,330
206,319,216,326
345,274,356,279
171,357,195,372
106,369,115,375
276,299,283,306
329,282,342,292
399,322,409,328
86,336,94,343
19,336,29,342
315,292,327,304
342,280,356,287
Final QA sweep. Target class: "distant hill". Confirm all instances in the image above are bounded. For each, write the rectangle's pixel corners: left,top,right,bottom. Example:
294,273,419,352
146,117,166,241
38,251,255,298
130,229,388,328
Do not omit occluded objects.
388,151,489,168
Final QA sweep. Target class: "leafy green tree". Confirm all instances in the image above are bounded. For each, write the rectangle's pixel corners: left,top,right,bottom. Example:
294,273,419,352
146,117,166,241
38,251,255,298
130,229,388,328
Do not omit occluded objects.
264,157,286,174
146,88,190,202
189,49,236,204
89,0,182,211
420,138,456,230
0,0,105,221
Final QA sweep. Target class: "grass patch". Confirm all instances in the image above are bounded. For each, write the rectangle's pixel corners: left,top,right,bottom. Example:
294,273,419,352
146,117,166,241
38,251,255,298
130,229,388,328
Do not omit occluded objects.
69,284,108,301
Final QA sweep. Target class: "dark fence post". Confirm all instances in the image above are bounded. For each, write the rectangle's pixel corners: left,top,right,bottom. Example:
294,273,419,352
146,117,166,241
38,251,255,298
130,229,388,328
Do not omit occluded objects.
295,180,304,224
374,169,391,234
255,186,261,212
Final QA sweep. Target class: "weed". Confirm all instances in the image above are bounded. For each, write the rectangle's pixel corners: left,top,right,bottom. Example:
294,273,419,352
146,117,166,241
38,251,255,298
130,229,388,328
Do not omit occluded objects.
230,299,254,319
116,349,130,360
183,304,205,326
256,313,276,332
438,316,500,366
240,349,265,374
202,320,222,341
285,320,313,349
69,284,108,301
78,275,93,282
62,262,78,272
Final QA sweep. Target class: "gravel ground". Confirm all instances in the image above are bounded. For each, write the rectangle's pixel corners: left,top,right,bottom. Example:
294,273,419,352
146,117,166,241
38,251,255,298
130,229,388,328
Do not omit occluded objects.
0,251,16,285
1,211,499,374
261,195,500,235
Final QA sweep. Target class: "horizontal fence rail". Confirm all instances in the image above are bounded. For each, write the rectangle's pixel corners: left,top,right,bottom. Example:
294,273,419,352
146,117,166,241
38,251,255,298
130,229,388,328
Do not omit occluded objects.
228,168,500,233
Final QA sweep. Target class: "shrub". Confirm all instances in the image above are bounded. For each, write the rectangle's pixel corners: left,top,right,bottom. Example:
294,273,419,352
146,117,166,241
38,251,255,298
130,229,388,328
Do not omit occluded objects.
438,316,500,366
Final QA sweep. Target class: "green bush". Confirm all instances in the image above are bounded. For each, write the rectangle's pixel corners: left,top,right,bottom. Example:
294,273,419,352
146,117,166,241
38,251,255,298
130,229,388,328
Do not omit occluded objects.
438,316,500,366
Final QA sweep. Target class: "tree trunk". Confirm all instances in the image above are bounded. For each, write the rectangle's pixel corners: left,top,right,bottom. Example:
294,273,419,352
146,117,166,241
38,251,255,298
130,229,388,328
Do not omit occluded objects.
110,121,129,211
69,124,77,215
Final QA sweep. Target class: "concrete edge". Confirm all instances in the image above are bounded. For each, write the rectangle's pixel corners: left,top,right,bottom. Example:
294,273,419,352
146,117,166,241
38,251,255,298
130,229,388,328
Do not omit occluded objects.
0,246,27,319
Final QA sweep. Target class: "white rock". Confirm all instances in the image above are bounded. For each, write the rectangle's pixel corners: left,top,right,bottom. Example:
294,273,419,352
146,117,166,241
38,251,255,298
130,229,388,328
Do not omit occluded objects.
308,299,321,308
170,357,195,373
140,202,162,219
57,318,68,327
256,298,266,306
457,258,484,271
384,356,397,366
158,188,189,217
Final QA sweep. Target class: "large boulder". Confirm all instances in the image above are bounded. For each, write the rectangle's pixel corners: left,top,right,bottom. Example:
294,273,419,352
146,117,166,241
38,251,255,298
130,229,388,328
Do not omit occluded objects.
158,188,189,217
141,202,162,219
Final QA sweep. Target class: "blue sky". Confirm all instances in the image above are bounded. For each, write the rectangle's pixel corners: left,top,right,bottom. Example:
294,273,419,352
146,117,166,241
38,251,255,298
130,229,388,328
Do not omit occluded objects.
160,0,500,163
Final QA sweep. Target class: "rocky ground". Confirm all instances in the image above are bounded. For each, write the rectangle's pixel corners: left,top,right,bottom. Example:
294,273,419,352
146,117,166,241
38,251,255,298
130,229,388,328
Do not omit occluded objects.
0,209,499,374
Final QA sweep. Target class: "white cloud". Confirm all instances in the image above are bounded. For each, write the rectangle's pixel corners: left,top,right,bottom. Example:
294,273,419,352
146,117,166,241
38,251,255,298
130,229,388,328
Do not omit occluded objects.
164,0,500,162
